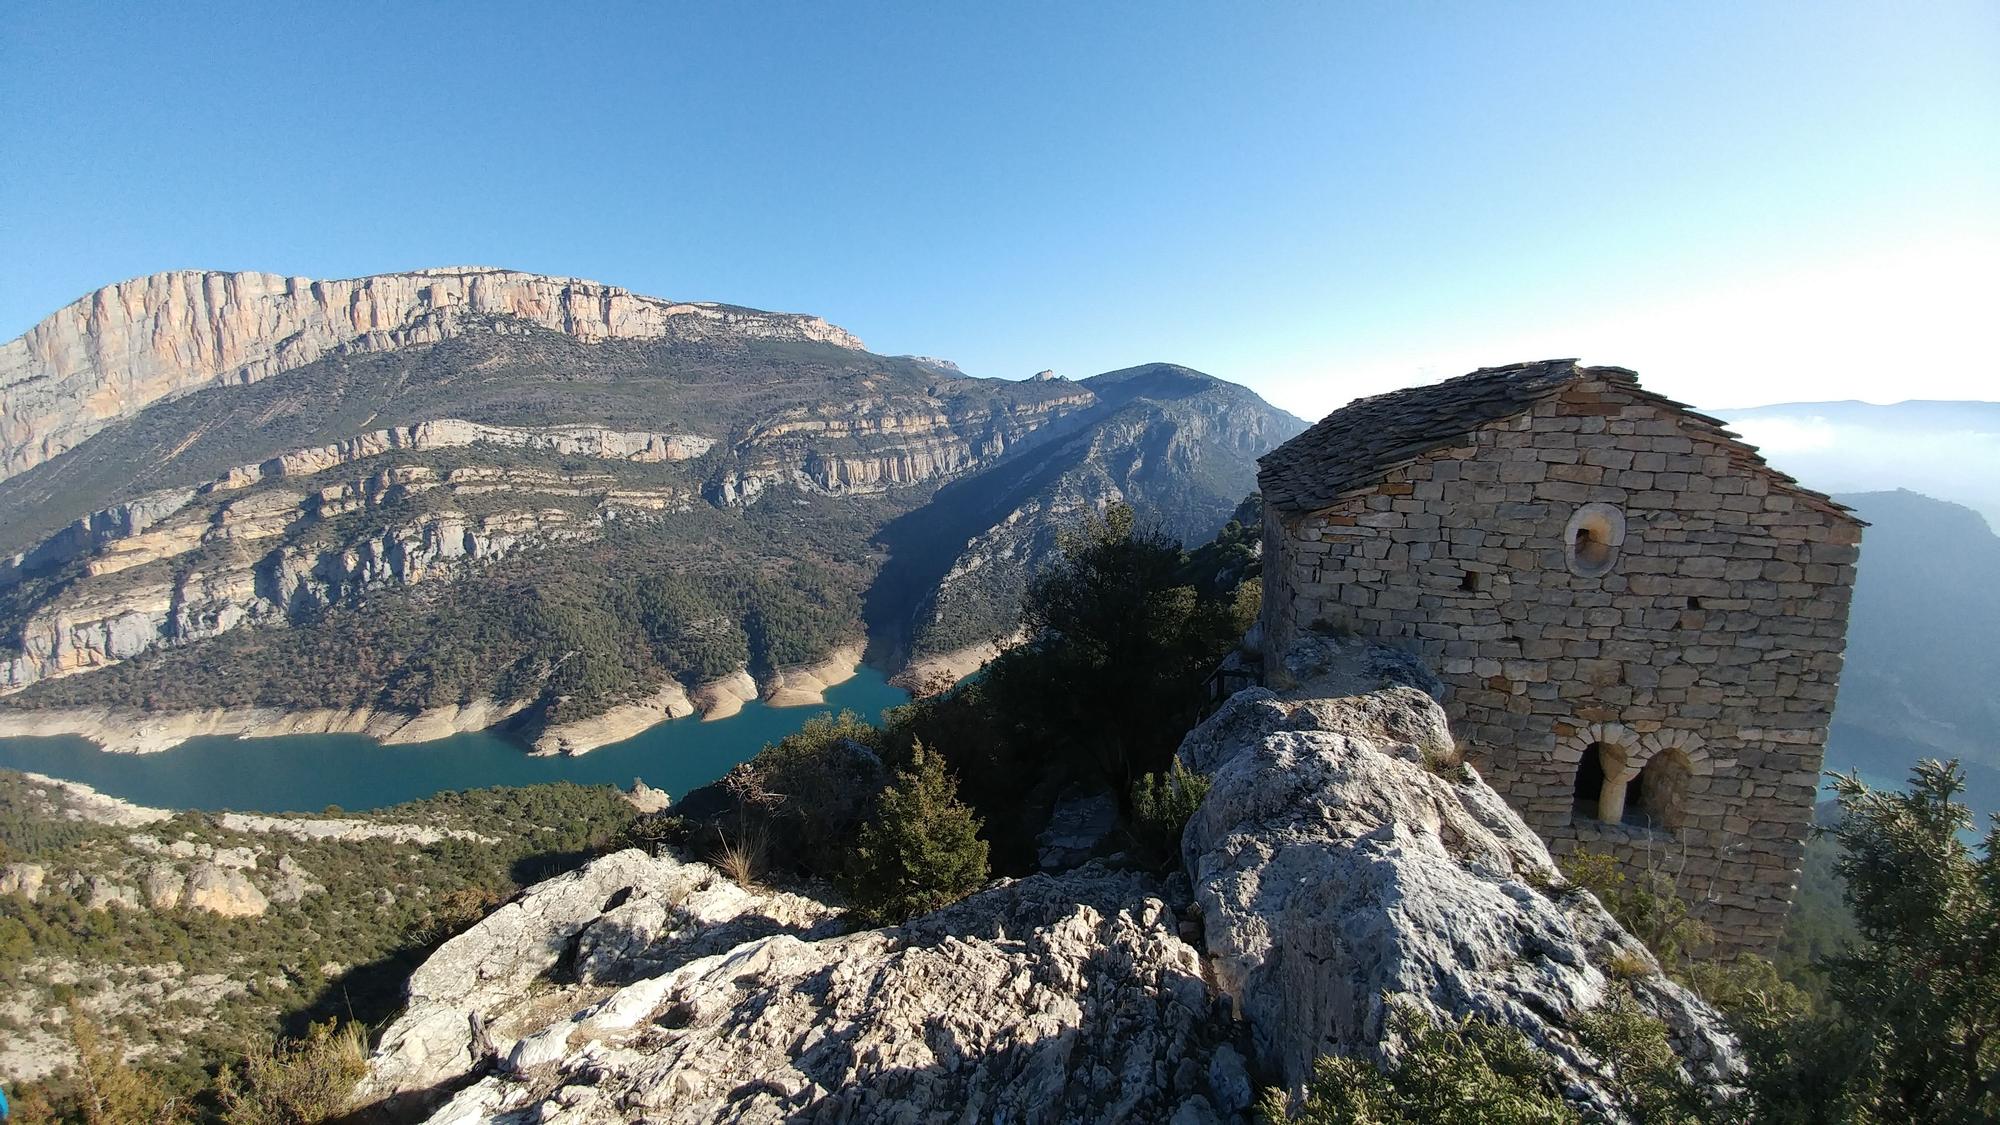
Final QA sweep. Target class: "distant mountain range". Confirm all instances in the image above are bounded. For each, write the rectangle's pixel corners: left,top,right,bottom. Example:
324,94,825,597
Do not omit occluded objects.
1826,489,2000,818
0,268,1303,752
1718,400,2000,528
1711,399,2000,815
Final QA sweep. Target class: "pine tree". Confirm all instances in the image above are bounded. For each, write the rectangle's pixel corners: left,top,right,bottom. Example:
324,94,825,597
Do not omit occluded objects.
843,740,990,924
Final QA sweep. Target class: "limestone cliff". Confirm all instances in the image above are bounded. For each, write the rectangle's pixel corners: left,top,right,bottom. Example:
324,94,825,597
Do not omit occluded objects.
0,269,1297,750
704,388,1094,505
0,267,860,479
0,457,688,694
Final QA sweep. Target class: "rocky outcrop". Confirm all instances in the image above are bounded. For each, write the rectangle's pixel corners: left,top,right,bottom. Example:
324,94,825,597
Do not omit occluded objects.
529,680,696,756
1177,635,1740,1113
180,861,269,917
622,780,672,814
1,862,46,900
688,669,760,722
390,861,1249,1125
756,641,863,707
1036,787,1119,871
353,638,1739,1124
0,267,860,480
360,849,842,1107
71,874,143,911
891,631,1024,694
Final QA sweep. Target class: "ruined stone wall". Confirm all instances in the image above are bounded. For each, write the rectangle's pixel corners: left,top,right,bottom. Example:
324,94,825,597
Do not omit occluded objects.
1259,377,1861,949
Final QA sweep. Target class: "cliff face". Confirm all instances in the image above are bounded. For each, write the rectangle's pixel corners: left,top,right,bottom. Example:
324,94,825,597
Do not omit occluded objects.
706,388,1095,505
0,455,688,694
0,270,1297,749
0,267,862,479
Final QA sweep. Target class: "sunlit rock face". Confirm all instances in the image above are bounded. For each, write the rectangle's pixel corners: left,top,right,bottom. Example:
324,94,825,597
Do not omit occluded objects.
368,857,1251,1125
351,639,1740,1125
1178,636,1741,1115
0,266,861,479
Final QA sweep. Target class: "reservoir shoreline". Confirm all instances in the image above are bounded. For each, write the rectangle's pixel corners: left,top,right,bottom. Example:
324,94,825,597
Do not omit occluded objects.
0,645,870,757
0,665,908,815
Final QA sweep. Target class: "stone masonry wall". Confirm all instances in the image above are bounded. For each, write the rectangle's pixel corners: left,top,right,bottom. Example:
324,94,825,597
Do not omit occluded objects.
1259,377,1861,950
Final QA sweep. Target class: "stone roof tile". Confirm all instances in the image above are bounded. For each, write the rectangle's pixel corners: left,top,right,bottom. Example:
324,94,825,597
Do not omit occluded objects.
1258,359,1860,525
1259,359,1607,512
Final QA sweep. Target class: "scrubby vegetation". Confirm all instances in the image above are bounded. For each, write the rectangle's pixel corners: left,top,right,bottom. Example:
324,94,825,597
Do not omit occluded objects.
1129,761,1212,867
1731,762,2000,1123
1267,988,1713,1125
840,742,990,924
1416,759,2000,1125
12,501,871,726
675,500,1261,876
0,776,640,1120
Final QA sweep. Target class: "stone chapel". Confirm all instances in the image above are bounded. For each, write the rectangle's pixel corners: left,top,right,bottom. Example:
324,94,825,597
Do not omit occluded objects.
1255,359,1863,949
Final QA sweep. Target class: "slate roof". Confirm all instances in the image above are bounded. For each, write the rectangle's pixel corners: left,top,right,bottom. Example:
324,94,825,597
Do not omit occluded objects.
1257,358,1860,523
1258,359,1599,512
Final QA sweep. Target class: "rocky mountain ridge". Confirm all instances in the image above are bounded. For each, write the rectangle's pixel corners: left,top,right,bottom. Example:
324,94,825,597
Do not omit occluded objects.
0,267,861,480
362,637,1736,1123
0,269,1300,753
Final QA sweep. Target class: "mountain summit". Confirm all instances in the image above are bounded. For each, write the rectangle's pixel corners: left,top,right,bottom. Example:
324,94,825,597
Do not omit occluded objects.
0,267,864,480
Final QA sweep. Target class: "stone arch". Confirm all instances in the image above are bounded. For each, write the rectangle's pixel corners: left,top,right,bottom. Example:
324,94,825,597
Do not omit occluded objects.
1635,748,1694,832
1559,722,1644,823
1638,728,1712,774
1558,724,1719,830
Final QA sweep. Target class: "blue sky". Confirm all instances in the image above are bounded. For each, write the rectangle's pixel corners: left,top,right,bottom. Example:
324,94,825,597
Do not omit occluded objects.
3,2,1994,418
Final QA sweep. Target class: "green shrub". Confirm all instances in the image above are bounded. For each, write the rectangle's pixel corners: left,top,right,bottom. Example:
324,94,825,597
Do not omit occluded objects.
616,812,691,855
215,1020,367,1124
1740,761,2000,1123
1570,989,1719,1125
1263,1001,1575,1124
841,741,990,924
1268,991,1720,1125
1560,851,1710,972
1129,760,1211,866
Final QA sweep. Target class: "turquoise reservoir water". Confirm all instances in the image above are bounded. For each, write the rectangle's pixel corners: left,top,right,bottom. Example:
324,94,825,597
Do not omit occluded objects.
0,668,909,814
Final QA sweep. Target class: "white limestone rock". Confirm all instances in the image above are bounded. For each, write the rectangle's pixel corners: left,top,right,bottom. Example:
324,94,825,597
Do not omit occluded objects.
359,849,842,1107
0,862,44,900
410,864,1248,1125
1178,637,1741,1116
181,862,269,917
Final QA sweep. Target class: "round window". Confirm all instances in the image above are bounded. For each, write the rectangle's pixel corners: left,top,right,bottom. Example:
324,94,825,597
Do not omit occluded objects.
1564,503,1625,578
